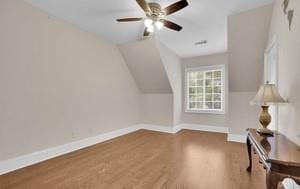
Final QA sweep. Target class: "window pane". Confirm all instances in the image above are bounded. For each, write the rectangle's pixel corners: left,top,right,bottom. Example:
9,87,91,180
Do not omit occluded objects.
206,72,213,79
213,94,221,101
213,86,221,93
189,79,196,86
205,102,213,109
196,95,203,101
189,95,196,102
213,71,222,78
213,78,222,86
189,72,197,80
196,87,203,93
205,94,212,101
205,79,213,86
196,102,203,109
197,72,204,80
197,80,204,86
213,102,221,109
189,102,196,109
206,87,212,93
189,87,196,94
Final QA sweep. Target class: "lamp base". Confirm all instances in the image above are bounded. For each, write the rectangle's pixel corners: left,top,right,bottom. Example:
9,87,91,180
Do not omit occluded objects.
257,127,274,136
257,105,273,136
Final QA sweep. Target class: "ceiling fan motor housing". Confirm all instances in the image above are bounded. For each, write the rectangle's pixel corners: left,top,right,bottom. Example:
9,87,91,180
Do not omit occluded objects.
148,2,164,19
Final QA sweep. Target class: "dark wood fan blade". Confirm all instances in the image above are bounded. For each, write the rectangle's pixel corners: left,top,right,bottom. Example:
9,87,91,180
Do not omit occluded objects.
164,0,188,16
144,28,150,36
136,0,151,13
116,18,144,22
161,19,182,31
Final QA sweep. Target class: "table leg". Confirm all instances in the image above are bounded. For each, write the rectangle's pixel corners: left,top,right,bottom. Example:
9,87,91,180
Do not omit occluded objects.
247,136,252,172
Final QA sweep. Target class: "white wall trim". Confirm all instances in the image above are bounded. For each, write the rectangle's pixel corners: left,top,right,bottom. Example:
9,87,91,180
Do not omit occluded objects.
141,124,175,134
227,134,247,143
173,125,182,133
179,123,229,134
0,125,141,175
0,123,232,175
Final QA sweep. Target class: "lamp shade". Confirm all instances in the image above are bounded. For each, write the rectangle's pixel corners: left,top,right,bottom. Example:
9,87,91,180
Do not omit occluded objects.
251,82,287,105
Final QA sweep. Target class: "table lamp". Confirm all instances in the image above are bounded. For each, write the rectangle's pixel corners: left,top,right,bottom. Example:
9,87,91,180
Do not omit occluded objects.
251,81,287,135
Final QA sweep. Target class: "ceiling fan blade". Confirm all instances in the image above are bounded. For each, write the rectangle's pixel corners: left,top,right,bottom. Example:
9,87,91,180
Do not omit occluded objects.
164,0,189,16
161,19,182,31
136,0,151,13
116,18,144,22
144,28,150,36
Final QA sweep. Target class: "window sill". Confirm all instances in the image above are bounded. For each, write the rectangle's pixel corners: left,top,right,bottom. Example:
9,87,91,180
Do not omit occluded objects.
185,110,225,115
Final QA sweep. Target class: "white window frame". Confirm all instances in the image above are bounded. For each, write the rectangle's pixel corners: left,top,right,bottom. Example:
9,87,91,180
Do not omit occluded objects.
185,64,226,114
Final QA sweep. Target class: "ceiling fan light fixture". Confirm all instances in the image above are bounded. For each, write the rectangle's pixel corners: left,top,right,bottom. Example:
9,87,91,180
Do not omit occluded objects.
155,21,164,30
117,0,189,37
144,19,153,28
147,25,154,33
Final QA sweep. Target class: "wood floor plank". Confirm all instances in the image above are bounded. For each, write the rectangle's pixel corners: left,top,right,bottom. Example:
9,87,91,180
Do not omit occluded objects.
0,130,266,189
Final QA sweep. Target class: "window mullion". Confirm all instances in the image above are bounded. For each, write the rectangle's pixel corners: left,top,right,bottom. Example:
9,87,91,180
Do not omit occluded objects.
195,77,197,110
203,71,206,110
212,74,214,110
187,72,190,110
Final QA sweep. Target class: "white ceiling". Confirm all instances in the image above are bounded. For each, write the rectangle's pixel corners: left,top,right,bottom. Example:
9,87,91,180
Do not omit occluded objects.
24,0,273,58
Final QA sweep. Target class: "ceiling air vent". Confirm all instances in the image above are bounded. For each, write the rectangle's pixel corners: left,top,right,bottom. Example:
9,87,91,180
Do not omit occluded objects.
195,40,207,45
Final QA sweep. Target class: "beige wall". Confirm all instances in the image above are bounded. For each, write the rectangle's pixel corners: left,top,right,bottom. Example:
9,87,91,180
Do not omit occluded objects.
228,92,260,134
0,0,141,161
156,41,182,126
228,4,273,92
181,53,229,127
118,39,177,127
268,0,300,144
227,5,273,135
140,94,174,126
119,39,182,127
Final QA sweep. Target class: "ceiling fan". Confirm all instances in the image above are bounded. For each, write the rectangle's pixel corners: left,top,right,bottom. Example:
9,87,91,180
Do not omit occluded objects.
116,0,189,36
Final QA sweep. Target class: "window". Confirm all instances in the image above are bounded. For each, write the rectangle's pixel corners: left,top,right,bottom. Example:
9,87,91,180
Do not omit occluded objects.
185,65,225,114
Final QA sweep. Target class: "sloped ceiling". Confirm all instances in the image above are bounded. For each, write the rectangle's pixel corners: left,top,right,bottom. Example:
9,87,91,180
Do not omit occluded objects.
119,39,172,93
24,0,274,58
228,5,273,92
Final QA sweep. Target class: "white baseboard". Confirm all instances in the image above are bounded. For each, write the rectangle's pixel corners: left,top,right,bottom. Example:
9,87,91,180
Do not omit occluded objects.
141,123,229,134
0,123,233,175
179,123,229,134
0,125,141,175
141,124,175,134
227,134,247,143
173,125,182,133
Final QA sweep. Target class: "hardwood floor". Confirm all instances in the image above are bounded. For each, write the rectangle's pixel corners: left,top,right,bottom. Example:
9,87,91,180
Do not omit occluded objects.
0,130,265,189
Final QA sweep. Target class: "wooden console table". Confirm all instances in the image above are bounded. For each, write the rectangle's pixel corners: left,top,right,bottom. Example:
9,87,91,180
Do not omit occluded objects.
246,128,300,189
